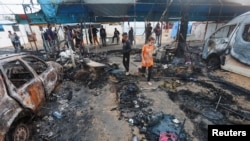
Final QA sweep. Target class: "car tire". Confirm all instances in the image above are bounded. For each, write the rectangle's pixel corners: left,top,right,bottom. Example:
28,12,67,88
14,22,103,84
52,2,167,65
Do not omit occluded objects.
5,123,30,141
207,54,221,70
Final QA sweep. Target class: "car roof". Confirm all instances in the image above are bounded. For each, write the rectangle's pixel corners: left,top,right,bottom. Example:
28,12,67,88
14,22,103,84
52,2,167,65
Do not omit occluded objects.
0,53,28,60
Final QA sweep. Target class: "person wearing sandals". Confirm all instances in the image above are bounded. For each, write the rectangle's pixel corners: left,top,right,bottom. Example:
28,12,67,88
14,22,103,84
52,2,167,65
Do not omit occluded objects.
141,36,155,85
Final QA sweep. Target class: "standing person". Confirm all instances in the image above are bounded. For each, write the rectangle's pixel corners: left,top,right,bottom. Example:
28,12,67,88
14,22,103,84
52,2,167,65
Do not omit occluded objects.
154,23,162,46
91,25,100,47
75,30,85,55
122,32,132,75
64,26,75,51
100,25,107,47
145,23,152,44
141,36,155,85
13,32,21,53
46,23,56,52
128,27,134,45
88,25,93,45
8,31,16,50
112,28,120,44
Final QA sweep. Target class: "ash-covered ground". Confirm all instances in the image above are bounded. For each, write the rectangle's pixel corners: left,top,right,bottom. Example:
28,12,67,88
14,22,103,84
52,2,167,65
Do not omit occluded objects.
24,45,250,141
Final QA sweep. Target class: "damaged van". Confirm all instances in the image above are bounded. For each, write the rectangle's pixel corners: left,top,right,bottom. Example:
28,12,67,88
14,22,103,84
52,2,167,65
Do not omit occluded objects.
202,11,250,77
0,53,63,141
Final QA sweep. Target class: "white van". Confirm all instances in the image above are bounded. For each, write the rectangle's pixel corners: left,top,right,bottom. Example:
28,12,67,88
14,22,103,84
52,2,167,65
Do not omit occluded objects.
202,11,250,77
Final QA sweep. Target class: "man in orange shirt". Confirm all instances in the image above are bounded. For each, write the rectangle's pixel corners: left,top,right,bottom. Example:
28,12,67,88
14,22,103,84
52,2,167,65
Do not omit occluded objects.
141,36,155,85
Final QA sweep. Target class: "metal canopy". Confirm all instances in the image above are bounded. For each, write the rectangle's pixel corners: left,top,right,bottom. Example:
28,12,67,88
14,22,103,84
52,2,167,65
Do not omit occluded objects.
10,0,250,24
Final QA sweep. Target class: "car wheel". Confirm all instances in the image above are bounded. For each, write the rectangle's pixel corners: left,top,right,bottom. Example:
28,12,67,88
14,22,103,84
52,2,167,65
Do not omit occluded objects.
13,123,30,141
207,54,220,70
6,123,30,141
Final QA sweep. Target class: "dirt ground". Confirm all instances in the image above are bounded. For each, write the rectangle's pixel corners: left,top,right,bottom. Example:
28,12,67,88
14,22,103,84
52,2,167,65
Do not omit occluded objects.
2,31,250,141
23,46,250,141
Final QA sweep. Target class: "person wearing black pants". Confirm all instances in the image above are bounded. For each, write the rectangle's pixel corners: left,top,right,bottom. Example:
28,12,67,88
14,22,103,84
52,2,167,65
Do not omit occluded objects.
141,36,155,85
122,32,132,75
141,66,153,82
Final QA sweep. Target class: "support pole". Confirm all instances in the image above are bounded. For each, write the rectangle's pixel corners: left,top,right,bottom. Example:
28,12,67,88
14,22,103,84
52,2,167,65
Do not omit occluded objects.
134,0,136,48
22,4,38,53
176,3,189,58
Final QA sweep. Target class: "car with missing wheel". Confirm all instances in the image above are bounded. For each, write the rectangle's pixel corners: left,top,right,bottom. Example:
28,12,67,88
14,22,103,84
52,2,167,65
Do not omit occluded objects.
0,53,63,141
202,11,250,77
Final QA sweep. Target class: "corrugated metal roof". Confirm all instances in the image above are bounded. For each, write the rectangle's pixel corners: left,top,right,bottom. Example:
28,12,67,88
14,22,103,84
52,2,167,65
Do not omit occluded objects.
7,0,250,24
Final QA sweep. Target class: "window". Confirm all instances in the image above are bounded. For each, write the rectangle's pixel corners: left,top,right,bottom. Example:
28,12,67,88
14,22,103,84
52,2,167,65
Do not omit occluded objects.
3,60,34,88
22,56,48,75
0,25,4,32
242,24,250,42
212,24,236,38
12,25,20,32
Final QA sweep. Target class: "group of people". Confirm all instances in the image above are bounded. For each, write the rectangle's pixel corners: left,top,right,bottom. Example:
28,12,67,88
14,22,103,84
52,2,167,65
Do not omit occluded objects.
145,22,162,46
87,26,135,47
8,31,21,53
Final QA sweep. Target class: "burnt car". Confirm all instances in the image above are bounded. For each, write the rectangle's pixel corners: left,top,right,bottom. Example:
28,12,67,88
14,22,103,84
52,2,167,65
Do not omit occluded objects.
202,11,250,77
0,53,63,141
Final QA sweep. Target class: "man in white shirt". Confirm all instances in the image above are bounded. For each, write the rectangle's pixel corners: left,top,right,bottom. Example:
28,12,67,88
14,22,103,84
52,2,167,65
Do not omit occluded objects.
8,31,16,49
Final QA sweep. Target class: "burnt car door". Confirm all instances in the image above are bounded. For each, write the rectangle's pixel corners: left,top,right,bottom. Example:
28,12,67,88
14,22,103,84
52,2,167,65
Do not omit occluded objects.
202,24,238,59
0,70,23,141
231,23,250,65
2,59,45,111
21,56,58,96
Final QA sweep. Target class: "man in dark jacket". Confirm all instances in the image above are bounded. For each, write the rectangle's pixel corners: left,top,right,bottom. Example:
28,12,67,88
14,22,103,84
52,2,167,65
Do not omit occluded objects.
112,28,120,44
100,25,107,47
122,32,131,75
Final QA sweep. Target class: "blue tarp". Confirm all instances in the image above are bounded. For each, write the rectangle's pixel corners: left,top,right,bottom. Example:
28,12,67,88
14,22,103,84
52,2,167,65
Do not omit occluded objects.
170,22,192,38
38,0,60,18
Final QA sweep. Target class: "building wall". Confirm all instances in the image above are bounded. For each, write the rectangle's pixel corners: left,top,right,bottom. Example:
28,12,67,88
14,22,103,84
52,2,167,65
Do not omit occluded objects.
0,24,29,48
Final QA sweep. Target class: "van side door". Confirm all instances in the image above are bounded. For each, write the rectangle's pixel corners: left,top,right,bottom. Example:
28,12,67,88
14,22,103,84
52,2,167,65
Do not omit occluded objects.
231,23,250,65
202,24,237,59
21,56,58,96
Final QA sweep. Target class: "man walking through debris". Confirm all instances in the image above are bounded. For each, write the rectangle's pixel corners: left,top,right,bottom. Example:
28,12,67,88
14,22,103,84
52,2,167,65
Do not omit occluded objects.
100,25,107,47
141,36,155,85
122,32,132,75
112,28,120,44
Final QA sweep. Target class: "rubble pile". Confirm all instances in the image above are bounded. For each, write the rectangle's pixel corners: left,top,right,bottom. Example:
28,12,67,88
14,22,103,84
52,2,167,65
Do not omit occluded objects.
117,83,189,141
30,81,94,141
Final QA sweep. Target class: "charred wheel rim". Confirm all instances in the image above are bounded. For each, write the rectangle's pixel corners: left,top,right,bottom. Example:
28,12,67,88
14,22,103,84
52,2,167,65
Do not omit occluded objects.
13,124,29,141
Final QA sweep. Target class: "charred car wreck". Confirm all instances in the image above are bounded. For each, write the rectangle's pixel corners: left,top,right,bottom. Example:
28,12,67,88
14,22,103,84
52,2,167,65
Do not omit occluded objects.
0,53,63,141
202,11,250,77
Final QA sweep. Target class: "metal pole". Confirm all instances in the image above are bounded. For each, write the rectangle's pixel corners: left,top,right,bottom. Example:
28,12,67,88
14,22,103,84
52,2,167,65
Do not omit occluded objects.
22,4,38,52
134,0,136,48
215,96,222,111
